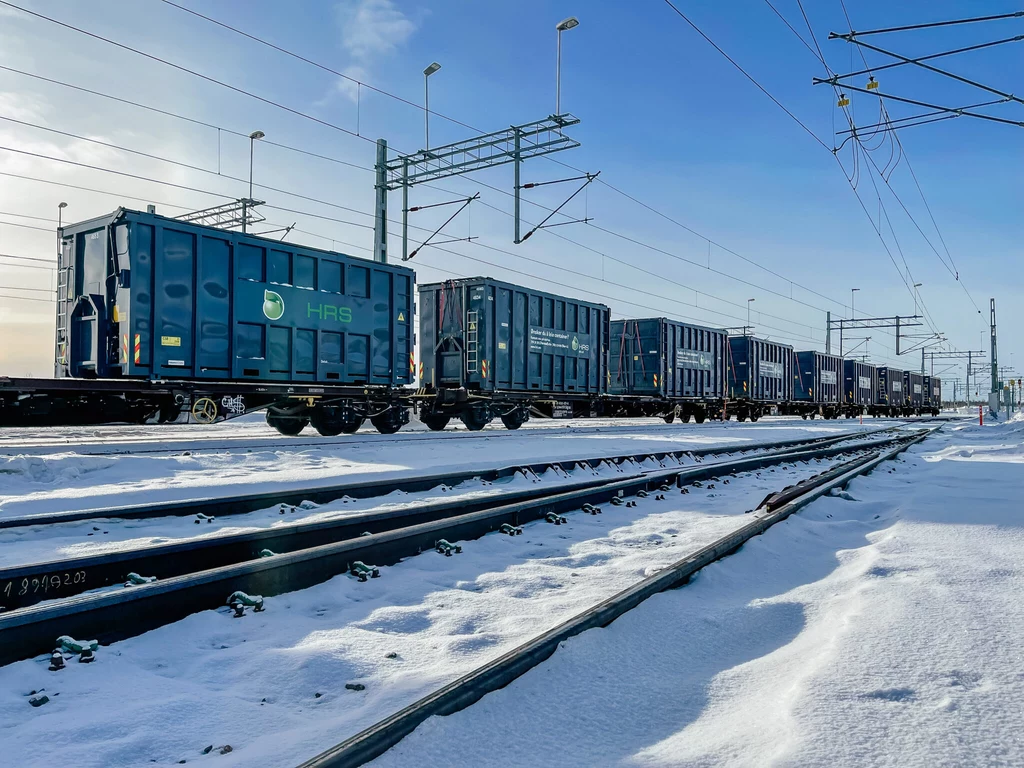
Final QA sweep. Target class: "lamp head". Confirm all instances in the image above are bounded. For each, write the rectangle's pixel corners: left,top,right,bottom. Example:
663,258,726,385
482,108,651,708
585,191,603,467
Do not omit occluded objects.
249,130,265,140
424,62,441,76
557,17,580,31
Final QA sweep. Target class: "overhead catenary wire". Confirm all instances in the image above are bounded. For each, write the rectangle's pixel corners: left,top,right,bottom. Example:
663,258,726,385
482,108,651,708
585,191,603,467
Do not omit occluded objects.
0,0,941,357
662,0,831,152
837,0,981,312
0,62,855,325
684,0,969,345
0,292,54,303
0,3,869,321
0,1,374,144
0,284,53,293
840,10,1024,38
0,124,831,337
0,219,54,233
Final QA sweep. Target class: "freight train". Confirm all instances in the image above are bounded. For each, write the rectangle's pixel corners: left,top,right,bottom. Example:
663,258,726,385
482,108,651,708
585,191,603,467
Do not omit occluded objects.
0,208,941,433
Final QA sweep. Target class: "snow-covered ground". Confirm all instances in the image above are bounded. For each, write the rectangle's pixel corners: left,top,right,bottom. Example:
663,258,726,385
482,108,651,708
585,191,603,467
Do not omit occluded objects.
3,414,1006,768
0,451,848,767
0,416,887,520
375,417,1024,768
0,463,629,569
0,425,901,570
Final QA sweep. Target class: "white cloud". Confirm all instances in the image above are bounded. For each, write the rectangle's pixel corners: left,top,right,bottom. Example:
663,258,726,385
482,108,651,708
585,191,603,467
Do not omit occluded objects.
0,91,48,125
336,0,416,59
319,1,421,105
318,64,369,106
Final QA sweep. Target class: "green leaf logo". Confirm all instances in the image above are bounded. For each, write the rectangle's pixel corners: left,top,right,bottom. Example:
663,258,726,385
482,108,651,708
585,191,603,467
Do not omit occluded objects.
263,289,285,321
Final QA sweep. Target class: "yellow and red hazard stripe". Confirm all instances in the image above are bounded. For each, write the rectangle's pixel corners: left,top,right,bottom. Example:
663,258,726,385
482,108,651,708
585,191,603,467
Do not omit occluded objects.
481,359,489,378
409,351,415,376
121,334,129,364
134,334,141,365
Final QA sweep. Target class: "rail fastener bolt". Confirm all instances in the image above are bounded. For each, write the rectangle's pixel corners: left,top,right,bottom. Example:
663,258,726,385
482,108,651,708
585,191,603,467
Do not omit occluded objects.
581,503,602,515
610,497,624,507
123,572,157,587
48,650,65,672
227,590,265,617
195,513,215,524
79,648,95,664
435,539,463,557
499,523,523,536
350,561,381,582
544,512,568,525
58,636,99,656
637,490,650,498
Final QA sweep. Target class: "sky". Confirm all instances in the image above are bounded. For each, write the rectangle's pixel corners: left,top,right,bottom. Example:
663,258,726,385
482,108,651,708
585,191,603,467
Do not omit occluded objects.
0,0,1020,392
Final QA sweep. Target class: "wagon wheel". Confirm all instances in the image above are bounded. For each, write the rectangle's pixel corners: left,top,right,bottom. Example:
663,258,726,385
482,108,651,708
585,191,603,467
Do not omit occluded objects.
191,397,219,424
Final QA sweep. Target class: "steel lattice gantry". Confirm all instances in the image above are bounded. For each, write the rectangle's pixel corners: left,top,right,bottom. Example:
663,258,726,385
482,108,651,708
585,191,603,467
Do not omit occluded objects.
372,114,583,262
175,198,266,233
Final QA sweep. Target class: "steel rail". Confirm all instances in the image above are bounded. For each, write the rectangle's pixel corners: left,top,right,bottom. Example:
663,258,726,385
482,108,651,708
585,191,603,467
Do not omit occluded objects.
0,429,903,610
296,427,935,768
0,425,901,529
0,431,914,666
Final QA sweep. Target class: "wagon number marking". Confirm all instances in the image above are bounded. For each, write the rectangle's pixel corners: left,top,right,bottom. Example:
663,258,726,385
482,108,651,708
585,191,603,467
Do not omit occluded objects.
3,570,87,601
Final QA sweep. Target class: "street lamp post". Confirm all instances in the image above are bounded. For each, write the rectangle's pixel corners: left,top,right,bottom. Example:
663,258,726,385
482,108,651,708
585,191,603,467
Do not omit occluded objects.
423,62,441,150
246,130,265,233
57,201,67,253
747,298,755,334
555,17,579,115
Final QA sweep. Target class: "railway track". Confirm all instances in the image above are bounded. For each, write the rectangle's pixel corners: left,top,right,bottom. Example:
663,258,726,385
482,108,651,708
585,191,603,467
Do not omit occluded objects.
0,414,955,457
0,426,924,668
298,426,936,768
0,424,902,530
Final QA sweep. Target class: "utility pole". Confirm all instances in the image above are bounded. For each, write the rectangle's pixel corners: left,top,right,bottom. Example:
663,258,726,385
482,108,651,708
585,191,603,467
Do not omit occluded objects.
990,298,999,412
825,311,831,353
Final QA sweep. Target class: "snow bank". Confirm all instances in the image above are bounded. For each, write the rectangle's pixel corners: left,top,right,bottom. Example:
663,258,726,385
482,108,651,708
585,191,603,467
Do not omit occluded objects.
372,418,1024,767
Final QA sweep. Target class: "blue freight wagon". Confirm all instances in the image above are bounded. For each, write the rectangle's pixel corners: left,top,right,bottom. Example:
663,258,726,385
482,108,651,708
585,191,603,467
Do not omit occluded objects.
726,335,793,420
923,375,941,415
782,351,844,419
873,366,904,417
844,360,877,412
417,277,610,430
607,317,727,423
44,207,414,434
904,371,925,413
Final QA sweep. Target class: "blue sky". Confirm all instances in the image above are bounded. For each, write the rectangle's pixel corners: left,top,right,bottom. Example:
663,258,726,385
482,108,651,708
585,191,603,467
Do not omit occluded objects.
0,0,1020,388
